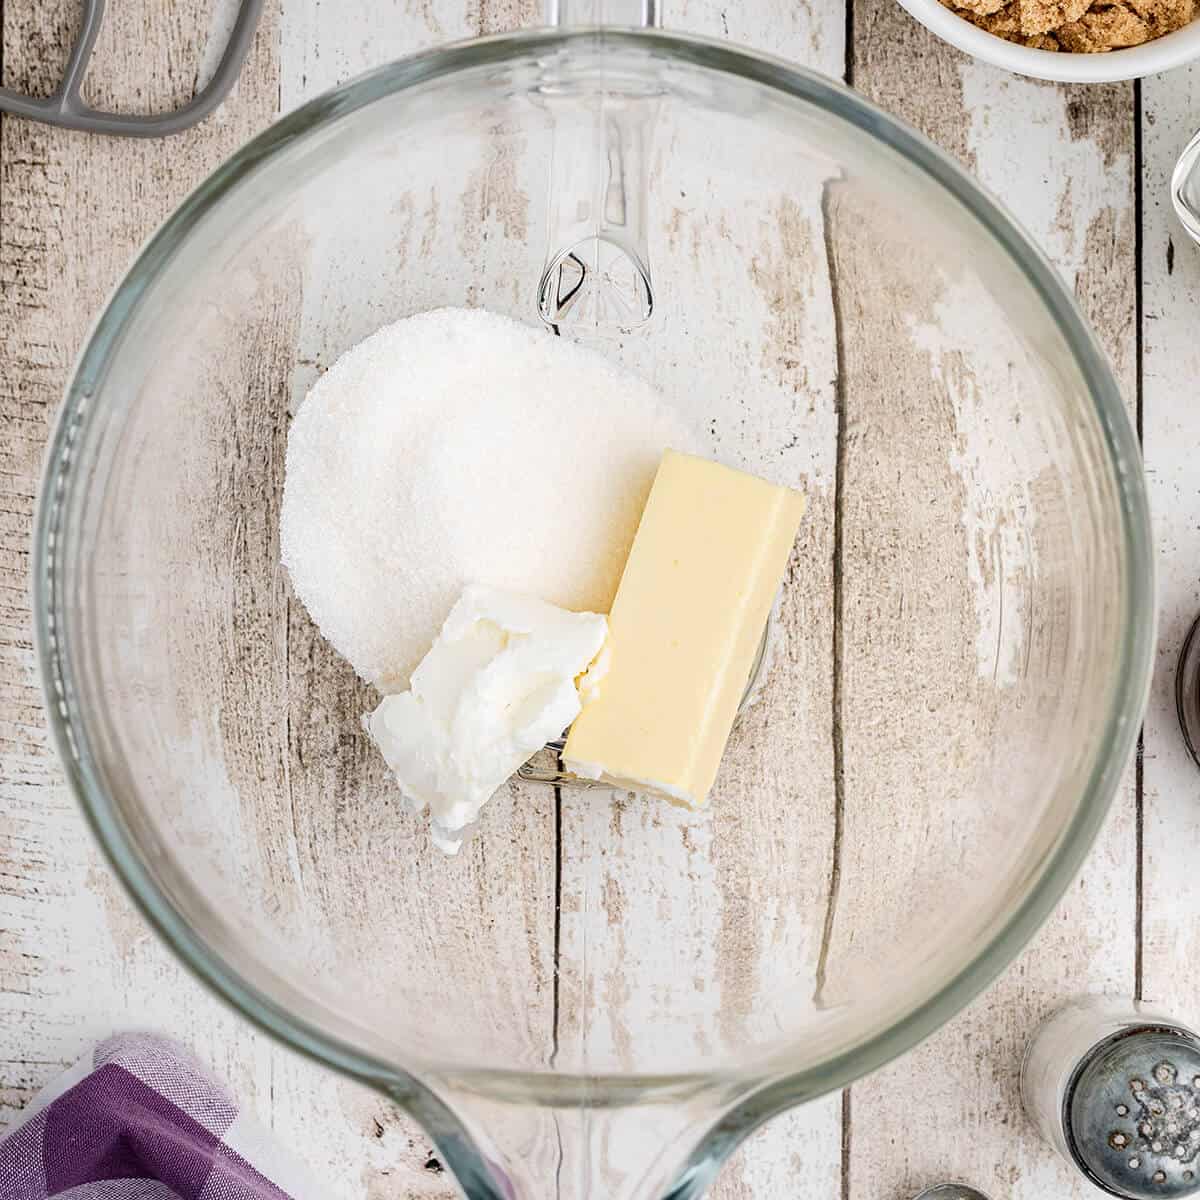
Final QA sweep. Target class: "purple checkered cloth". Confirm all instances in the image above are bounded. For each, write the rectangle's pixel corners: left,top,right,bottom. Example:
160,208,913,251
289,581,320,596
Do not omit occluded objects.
0,1034,312,1199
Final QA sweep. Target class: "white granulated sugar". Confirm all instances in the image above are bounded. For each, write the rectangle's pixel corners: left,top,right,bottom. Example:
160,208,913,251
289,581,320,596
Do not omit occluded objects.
281,307,697,691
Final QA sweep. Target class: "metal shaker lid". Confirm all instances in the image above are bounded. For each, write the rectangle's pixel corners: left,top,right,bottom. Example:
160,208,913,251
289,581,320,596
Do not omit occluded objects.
912,1185,992,1200
1067,1024,1200,1198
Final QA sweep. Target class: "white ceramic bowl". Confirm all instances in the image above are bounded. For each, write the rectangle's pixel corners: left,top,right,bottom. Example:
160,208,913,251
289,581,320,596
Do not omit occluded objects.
896,0,1200,80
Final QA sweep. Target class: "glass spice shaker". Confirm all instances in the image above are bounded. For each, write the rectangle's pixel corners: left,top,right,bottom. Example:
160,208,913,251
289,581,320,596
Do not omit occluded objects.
1177,614,1200,769
1174,129,1200,246
1022,997,1200,1199
911,1186,992,1200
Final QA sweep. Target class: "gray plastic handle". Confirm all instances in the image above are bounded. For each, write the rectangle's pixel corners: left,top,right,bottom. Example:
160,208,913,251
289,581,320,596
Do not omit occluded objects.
0,0,263,137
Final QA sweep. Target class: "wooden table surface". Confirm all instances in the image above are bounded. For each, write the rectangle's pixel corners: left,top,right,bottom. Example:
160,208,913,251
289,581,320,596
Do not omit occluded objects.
2,1,1199,1197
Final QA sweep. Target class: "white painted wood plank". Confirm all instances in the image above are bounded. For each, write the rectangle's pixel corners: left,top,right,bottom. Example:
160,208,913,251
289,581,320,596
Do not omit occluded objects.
0,5,1160,1200
675,0,841,67
0,0,299,1145
274,0,560,1056
843,6,1139,1199
551,3,846,1198
4,0,849,1190
0,3,468,1197
1141,64,1200,1028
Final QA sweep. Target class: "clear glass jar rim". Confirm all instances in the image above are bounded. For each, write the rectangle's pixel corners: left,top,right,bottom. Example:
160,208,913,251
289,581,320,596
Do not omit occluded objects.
33,26,1156,1104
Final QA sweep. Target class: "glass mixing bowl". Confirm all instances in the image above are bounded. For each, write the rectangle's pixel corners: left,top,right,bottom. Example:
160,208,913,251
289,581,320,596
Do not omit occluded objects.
34,10,1153,1200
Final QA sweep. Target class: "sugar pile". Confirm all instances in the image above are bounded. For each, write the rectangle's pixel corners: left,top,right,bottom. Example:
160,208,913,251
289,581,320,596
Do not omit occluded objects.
280,307,698,691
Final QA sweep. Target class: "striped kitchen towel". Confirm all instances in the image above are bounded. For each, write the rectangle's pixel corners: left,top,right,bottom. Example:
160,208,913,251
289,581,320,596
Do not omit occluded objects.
0,1033,315,1199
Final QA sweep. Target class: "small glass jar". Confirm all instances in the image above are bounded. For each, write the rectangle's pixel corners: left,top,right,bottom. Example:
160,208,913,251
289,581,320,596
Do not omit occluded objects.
1176,613,1200,769
1174,129,1200,246
911,1186,991,1200
1022,997,1200,1199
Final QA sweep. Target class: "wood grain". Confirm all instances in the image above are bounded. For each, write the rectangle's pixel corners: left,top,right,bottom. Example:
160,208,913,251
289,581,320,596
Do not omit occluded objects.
1141,63,1200,1027
276,0,559,1053
546,2,846,1195
0,3,461,1197
0,3,1180,1200
844,4,1139,1199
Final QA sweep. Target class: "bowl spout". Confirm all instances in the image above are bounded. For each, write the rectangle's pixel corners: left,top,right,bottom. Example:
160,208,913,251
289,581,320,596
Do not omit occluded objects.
392,1073,763,1200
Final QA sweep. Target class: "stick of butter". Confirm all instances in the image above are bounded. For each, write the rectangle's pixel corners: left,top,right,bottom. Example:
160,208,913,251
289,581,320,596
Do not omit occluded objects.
563,449,806,809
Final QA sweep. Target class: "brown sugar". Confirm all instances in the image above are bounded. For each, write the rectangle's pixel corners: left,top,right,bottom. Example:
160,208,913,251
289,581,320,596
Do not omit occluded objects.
950,0,1011,17
943,0,1193,49
1019,0,1093,33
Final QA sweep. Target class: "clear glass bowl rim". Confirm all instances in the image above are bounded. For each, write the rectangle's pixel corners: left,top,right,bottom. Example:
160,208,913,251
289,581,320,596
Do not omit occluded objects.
34,26,1155,1105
